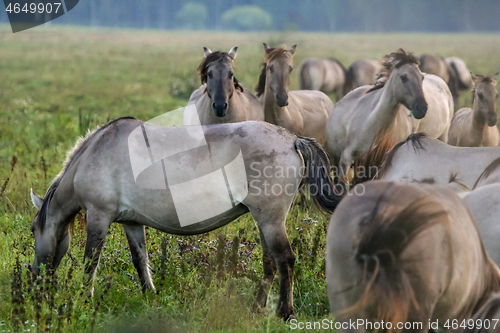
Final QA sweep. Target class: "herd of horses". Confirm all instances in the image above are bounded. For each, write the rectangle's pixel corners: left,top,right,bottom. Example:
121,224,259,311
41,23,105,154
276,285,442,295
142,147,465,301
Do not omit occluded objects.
28,43,500,332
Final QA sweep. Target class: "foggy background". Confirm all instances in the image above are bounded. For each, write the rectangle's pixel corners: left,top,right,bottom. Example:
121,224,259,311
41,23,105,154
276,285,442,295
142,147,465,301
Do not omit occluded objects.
1,0,500,32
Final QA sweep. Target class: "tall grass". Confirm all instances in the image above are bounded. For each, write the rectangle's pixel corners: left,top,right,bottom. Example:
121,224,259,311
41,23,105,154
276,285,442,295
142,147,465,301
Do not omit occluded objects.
1,26,500,332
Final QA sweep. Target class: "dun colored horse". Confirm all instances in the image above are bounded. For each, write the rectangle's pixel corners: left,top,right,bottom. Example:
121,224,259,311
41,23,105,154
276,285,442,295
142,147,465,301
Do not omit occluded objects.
347,59,383,89
449,73,499,147
379,133,500,189
299,57,350,101
420,54,472,108
326,49,452,177
188,47,264,124
29,117,341,319
256,44,334,145
326,181,500,332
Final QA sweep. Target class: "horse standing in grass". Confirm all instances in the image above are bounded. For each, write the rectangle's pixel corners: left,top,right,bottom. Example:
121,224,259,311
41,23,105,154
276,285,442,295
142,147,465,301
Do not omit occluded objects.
29,117,340,320
449,73,499,147
256,44,333,145
347,59,383,89
326,49,452,177
326,181,500,332
299,57,350,101
188,47,264,124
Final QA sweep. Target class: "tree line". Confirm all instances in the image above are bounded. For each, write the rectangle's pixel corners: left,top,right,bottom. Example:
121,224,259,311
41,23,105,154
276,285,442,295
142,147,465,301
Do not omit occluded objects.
1,0,499,32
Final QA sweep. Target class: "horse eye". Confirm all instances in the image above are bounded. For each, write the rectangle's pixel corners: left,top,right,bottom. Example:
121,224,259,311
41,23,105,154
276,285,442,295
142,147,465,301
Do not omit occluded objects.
400,75,408,83
478,92,484,99
228,72,233,78
207,72,213,79
269,66,274,73
289,66,293,72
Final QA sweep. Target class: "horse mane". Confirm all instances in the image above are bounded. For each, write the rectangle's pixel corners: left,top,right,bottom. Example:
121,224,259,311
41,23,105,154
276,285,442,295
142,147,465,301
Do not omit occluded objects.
255,63,267,97
351,132,396,185
36,117,136,231
339,182,448,325
197,51,243,92
366,49,419,94
377,133,427,179
471,73,498,104
255,46,293,97
472,157,500,190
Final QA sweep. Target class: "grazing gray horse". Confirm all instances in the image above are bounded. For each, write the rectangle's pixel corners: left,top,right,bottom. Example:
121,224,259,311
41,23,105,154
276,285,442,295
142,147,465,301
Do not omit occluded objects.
29,117,340,319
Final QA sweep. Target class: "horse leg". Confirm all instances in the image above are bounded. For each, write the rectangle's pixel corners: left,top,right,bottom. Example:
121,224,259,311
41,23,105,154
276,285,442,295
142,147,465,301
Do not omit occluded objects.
252,226,277,311
83,208,113,296
260,222,296,320
122,223,155,292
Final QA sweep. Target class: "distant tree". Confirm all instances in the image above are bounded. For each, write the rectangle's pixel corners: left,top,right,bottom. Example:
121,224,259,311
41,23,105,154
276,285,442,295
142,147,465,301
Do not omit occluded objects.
175,2,208,30
221,5,273,31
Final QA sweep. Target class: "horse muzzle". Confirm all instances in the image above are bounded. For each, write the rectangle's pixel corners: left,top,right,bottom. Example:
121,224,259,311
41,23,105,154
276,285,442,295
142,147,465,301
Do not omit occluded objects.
411,99,428,120
275,93,289,107
488,113,498,127
212,102,228,117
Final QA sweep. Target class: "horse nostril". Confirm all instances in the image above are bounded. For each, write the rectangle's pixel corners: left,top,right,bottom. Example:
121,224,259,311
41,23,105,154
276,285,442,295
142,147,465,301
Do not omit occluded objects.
223,103,228,111
212,103,217,109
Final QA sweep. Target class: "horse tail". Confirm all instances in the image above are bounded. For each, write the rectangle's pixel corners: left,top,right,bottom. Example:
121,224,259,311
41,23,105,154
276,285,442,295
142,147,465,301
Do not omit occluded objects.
294,136,342,214
299,61,312,90
339,184,447,330
344,65,355,94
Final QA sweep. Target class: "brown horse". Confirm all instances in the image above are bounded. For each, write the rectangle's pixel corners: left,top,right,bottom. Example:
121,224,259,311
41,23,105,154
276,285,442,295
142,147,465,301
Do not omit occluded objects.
449,73,499,147
420,54,472,109
256,44,334,145
299,57,350,101
347,59,383,89
326,181,500,332
188,47,264,124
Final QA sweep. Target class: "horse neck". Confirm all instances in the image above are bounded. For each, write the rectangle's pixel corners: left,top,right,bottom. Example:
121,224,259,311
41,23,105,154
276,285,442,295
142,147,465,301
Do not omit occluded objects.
366,76,401,136
471,102,488,135
45,179,80,234
262,75,287,124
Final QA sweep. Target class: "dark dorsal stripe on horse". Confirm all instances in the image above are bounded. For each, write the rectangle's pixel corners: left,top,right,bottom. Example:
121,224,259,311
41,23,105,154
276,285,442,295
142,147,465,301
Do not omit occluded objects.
36,117,136,232
377,133,427,179
197,51,243,92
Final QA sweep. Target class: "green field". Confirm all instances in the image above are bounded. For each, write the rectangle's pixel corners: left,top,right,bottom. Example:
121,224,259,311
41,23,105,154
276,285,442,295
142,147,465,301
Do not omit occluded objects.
1,25,500,332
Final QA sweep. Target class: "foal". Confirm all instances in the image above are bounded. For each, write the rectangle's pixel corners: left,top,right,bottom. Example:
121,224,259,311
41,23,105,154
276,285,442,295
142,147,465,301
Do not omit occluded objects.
449,73,499,147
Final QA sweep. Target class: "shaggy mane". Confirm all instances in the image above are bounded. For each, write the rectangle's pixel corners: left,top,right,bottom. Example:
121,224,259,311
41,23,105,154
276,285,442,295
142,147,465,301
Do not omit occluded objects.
366,49,419,93
197,51,243,92
255,46,293,97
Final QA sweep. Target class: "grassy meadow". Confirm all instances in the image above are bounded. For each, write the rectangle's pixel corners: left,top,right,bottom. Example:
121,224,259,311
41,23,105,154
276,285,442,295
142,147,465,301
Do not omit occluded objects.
1,25,500,332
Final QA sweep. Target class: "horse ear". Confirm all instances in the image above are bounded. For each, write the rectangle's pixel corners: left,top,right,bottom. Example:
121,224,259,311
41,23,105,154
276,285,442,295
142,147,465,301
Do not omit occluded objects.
228,47,238,60
289,44,297,55
203,47,212,58
492,72,498,86
470,72,479,85
263,43,270,53
30,189,43,210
